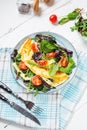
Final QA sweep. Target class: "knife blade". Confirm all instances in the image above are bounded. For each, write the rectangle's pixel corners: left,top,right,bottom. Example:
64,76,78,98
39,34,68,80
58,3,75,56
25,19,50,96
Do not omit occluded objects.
0,94,41,125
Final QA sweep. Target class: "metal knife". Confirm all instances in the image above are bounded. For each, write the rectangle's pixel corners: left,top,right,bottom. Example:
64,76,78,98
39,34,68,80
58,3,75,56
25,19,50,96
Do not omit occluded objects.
0,94,41,125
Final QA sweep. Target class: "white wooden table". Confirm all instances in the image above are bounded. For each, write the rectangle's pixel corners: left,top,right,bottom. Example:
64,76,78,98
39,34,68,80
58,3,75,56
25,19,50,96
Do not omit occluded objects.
0,0,87,129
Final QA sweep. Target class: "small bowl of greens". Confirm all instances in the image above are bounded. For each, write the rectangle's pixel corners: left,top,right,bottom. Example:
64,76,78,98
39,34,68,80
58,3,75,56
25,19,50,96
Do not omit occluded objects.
10,32,77,95
71,11,87,38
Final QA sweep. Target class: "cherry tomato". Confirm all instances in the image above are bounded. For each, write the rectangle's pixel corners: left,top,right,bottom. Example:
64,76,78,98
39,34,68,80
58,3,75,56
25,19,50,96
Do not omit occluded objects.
19,61,28,70
32,75,42,86
49,14,58,23
60,57,68,67
46,52,56,58
31,43,39,52
37,60,48,66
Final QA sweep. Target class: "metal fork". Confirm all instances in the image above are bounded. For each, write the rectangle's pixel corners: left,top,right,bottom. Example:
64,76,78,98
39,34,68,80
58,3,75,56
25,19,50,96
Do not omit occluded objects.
0,81,43,114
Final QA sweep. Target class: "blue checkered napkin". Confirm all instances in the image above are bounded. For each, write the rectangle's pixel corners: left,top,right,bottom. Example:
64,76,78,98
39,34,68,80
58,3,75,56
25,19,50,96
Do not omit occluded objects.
0,48,87,130
59,52,87,130
0,48,60,129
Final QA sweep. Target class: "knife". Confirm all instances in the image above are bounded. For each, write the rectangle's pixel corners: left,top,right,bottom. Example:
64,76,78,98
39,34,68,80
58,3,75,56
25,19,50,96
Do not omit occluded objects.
0,94,41,125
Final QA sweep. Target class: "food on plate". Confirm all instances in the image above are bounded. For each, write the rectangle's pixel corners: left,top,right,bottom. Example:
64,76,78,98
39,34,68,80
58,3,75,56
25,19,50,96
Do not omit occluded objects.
11,34,76,95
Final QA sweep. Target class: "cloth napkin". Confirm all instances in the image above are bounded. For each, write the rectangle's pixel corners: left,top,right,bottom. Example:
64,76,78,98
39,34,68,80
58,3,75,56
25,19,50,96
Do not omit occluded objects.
0,48,87,130
59,51,87,130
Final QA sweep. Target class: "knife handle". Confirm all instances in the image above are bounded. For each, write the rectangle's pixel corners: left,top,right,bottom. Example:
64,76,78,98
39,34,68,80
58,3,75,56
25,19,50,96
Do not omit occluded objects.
0,94,10,104
0,83,24,102
0,84,13,94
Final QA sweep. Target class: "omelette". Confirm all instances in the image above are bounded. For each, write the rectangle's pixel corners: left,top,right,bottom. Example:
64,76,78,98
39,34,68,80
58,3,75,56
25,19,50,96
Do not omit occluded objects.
11,34,75,94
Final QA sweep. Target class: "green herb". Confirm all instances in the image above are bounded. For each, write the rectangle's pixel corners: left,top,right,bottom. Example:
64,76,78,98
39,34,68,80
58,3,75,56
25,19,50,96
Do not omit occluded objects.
32,37,40,42
14,54,21,63
25,69,34,77
27,81,32,92
40,39,58,53
42,86,48,92
34,89,38,96
71,16,87,36
27,81,45,96
59,8,81,25
59,57,75,74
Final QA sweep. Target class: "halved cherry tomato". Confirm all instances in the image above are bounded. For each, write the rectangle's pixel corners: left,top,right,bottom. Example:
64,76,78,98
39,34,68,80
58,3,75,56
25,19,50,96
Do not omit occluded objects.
37,60,48,66
60,57,68,67
19,61,28,70
46,52,56,58
49,14,58,23
32,75,42,86
31,43,39,52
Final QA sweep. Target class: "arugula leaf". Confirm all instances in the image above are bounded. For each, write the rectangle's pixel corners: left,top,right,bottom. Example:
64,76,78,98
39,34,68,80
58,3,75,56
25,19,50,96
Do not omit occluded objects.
25,69,34,77
70,25,78,31
40,39,58,53
42,86,48,92
32,37,40,42
14,53,21,63
82,31,87,36
34,89,38,96
59,57,76,74
27,81,32,92
71,15,87,37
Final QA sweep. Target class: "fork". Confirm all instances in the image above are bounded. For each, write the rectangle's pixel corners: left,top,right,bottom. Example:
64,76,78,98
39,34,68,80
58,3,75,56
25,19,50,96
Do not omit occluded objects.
0,81,43,114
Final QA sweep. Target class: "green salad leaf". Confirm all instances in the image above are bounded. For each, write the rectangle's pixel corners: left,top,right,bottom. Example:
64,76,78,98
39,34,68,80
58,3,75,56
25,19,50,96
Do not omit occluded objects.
59,17,69,25
25,69,34,77
40,39,58,53
59,57,76,74
59,8,81,25
49,63,59,76
13,53,21,63
71,15,87,37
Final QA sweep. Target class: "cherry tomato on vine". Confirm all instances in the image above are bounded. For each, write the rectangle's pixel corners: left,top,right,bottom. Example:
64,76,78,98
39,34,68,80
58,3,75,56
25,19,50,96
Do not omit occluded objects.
49,14,58,23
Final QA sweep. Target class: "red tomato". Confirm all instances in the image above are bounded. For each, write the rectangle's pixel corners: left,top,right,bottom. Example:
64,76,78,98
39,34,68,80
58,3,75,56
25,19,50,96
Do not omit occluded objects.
32,75,42,86
60,57,68,67
46,52,56,58
49,14,58,23
19,61,28,70
31,43,39,52
37,60,48,66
